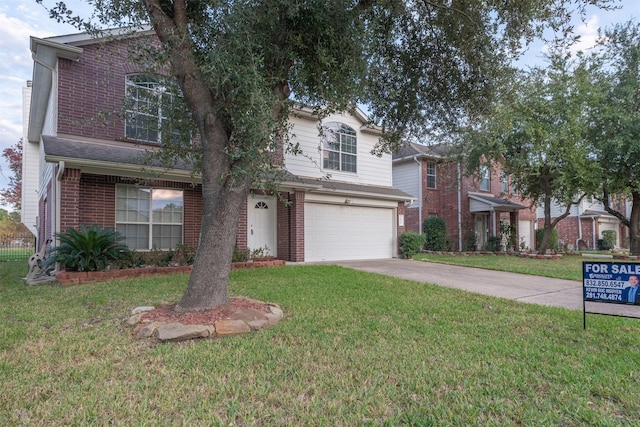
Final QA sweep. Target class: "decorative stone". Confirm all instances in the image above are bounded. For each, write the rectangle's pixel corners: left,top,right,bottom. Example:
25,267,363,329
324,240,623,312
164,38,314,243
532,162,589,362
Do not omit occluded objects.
268,305,283,318
126,313,144,326
132,306,155,314
247,319,269,331
156,322,213,341
136,322,161,339
214,319,251,335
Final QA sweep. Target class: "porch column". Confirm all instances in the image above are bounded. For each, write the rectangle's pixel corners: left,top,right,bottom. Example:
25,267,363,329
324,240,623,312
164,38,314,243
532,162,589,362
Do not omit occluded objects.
510,211,518,251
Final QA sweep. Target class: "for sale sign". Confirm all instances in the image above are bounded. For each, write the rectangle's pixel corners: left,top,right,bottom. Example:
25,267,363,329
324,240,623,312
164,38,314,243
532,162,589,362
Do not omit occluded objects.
583,261,640,305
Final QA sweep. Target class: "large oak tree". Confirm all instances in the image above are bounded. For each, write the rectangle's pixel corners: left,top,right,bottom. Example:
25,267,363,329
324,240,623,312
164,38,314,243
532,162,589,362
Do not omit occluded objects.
586,20,640,255
461,52,599,253
43,0,613,311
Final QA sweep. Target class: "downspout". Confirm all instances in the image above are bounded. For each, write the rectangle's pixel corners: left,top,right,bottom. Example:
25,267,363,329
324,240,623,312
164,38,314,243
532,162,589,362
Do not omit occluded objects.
577,216,582,249
457,162,462,250
592,218,597,249
414,156,422,233
54,161,65,250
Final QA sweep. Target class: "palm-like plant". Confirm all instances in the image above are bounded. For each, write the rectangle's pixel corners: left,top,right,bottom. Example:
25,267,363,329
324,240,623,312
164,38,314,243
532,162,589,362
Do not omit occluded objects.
48,225,130,272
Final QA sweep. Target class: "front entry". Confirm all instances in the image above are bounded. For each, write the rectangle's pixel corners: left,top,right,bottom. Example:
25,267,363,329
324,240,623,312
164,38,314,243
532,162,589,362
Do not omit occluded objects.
474,214,489,250
247,194,277,257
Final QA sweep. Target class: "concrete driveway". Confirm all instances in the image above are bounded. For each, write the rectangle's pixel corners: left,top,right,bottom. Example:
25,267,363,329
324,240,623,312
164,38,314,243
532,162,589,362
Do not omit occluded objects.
330,258,640,318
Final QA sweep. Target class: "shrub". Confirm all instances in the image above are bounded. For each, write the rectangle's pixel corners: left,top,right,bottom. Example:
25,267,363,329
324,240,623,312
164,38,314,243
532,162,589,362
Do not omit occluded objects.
47,225,130,272
424,217,447,251
232,246,249,262
486,236,502,252
399,232,425,258
602,230,617,250
172,243,197,265
536,228,559,252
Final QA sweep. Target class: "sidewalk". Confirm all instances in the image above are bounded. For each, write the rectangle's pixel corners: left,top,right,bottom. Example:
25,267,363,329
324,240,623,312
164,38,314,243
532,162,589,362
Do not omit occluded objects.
330,258,640,318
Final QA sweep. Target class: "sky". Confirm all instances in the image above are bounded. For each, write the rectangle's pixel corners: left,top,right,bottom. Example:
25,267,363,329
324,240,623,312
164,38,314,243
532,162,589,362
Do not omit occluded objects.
1,0,640,213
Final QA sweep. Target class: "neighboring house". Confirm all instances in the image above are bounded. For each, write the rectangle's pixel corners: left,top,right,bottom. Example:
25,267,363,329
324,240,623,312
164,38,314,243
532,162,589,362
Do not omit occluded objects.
393,142,537,251
536,197,628,250
23,29,410,263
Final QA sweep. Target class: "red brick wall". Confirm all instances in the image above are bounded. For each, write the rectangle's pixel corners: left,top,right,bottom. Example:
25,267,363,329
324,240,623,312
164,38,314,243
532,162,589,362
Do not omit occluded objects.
276,195,290,261
418,160,537,251
59,168,81,231
236,198,248,251
289,191,305,262
57,36,157,142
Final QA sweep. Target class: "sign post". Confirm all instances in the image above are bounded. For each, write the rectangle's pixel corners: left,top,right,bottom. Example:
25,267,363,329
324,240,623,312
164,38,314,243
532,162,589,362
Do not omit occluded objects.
582,261,640,328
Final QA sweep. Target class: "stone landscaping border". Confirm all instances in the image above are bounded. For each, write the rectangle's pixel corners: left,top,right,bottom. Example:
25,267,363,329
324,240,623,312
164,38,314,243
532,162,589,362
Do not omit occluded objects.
55,259,285,286
126,302,284,342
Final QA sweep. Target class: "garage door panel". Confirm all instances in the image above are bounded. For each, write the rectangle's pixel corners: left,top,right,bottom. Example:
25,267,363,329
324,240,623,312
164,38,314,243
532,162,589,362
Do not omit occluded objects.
305,203,394,262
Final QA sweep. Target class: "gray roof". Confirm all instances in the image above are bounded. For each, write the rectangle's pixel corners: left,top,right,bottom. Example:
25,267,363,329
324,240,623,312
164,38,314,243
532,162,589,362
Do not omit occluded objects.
281,172,413,200
468,193,526,212
393,142,451,161
42,135,193,170
42,135,412,201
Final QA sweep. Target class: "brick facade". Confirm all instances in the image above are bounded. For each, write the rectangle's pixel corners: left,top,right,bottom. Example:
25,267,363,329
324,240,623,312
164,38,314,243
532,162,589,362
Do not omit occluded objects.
403,159,537,251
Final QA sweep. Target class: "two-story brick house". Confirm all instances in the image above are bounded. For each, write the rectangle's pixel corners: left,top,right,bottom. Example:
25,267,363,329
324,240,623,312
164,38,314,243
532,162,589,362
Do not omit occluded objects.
393,142,537,251
23,29,410,263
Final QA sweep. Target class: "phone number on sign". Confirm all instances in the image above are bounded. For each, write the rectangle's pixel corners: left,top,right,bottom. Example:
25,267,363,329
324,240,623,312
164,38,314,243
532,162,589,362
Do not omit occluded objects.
585,292,622,302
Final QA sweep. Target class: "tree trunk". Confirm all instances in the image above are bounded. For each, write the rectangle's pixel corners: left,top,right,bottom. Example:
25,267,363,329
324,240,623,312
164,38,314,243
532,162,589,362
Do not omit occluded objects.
539,193,553,253
176,175,251,311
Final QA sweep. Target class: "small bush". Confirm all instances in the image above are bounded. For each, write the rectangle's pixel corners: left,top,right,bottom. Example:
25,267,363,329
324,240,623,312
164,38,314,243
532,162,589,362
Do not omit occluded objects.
47,225,130,272
232,246,249,262
399,232,425,258
536,228,559,252
424,217,447,251
172,243,197,265
602,230,617,250
486,236,502,252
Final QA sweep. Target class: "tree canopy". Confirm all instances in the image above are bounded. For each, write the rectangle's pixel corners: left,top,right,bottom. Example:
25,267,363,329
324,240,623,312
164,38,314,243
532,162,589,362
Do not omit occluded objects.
42,0,614,310
585,20,640,254
461,51,599,252
1,139,23,211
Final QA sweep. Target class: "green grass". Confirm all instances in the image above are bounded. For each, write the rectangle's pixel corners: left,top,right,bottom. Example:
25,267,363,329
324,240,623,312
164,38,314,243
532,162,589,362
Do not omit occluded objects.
414,252,640,281
2,261,640,425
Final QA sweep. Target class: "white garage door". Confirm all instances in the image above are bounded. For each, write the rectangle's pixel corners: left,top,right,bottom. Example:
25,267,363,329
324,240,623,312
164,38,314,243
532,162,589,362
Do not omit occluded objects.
305,203,395,262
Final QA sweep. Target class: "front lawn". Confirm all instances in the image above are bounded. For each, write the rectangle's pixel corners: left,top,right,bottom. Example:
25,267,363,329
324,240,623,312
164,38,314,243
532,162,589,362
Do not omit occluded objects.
2,261,640,425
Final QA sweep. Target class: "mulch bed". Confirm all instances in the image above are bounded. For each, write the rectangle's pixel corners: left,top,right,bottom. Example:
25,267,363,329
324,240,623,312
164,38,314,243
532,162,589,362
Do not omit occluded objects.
140,297,271,325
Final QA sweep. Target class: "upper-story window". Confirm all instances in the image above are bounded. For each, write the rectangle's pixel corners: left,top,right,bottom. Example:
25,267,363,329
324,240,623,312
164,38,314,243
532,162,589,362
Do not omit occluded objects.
479,166,490,191
500,171,509,193
426,161,437,189
125,74,175,144
322,122,357,173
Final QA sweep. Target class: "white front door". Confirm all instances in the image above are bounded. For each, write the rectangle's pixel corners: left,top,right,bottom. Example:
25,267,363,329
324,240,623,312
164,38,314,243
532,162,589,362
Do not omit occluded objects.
247,195,277,257
474,214,489,250
518,219,532,251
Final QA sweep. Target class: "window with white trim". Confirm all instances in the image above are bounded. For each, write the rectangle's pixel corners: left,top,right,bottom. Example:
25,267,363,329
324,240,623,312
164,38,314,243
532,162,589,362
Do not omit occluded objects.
479,166,490,191
500,172,509,193
322,122,357,173
115,185,183,250
125,74,176,143
426,161,437,189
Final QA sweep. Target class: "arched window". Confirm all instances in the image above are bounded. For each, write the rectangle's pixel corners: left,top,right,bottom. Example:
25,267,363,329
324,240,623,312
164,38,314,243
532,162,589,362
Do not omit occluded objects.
321,122,357,173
